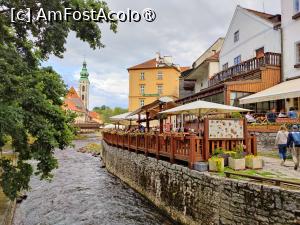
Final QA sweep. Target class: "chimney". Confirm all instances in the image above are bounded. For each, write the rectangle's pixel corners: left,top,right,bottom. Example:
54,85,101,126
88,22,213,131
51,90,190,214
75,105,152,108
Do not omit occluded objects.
155,52,160,62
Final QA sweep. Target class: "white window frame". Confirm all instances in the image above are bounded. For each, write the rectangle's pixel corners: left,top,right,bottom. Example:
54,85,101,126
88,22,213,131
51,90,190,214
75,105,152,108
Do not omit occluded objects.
140,99,145,107
140,72,145,80
234,30,239,43
157,84,163,95
140,84,145,95
294,0,300,14
157,71,163,80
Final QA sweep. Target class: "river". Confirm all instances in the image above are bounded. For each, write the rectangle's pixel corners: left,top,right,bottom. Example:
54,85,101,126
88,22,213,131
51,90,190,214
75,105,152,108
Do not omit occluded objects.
12,134,176,225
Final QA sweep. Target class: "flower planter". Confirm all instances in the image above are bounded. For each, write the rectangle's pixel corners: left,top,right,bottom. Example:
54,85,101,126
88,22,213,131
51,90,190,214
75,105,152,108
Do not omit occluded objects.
229,157,245,170
208,157,224,172
246,156,263,169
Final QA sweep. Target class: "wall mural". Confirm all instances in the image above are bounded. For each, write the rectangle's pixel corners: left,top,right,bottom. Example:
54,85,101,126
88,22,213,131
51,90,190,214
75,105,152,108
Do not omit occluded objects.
208,119,244,139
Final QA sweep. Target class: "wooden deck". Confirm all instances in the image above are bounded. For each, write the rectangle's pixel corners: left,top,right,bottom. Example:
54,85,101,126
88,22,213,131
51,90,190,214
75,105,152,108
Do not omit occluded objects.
102,132,257,169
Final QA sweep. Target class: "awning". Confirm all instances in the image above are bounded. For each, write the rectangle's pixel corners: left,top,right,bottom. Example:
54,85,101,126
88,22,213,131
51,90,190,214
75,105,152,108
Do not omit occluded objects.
239,78,300,104
159,99,250,116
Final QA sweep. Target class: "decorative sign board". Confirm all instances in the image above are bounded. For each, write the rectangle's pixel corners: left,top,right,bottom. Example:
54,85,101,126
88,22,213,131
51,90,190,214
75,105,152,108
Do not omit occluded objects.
208,119,244,139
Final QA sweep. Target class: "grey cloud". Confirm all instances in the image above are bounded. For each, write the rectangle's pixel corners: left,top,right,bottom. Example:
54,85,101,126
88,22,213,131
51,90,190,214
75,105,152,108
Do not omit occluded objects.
45,0,280,110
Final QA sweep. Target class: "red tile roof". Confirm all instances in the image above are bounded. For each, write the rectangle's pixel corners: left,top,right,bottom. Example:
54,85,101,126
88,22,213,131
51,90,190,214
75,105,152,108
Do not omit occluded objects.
128,58,157,70
180,67,191,72
243,8,281,24
206,51,220,61
66,86,80,99
88,111,99,119
63,87,86,113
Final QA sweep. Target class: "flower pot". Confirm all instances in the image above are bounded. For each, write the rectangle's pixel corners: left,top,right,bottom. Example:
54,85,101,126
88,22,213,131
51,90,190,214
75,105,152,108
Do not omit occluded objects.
229,157,245,170
246,157,263,169
208,158,224,172
219,153,229,166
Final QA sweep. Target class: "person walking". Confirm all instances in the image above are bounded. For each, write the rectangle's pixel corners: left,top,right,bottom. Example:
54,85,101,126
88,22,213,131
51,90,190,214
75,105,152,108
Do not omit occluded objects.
275,125,289,166
287,125,300,170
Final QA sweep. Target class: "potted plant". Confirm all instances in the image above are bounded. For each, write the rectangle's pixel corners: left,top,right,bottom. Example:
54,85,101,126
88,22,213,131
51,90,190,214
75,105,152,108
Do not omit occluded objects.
245,155,263,169
208,156,224,172
221,150,236,166
228,148,245,170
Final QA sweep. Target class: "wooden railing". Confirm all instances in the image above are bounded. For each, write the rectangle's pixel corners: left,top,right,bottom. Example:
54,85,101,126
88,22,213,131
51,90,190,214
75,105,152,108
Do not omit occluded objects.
208,52,281,86
102,132,257,169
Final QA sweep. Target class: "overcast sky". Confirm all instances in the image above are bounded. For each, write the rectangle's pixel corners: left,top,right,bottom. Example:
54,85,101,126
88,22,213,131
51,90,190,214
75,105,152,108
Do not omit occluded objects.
44,0,281,110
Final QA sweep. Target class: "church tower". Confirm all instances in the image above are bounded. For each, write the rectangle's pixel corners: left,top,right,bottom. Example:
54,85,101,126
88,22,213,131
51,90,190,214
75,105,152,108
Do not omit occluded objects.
79,60,90,110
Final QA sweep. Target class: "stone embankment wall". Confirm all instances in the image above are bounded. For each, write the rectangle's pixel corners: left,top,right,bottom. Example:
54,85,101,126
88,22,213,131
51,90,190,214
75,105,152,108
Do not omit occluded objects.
102,141,300,225
250,131,277,151
2,200,16,225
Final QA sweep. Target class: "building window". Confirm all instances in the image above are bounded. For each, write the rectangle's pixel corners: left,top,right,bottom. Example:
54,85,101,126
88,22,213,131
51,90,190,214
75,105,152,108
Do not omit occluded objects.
139,99,145,107
82,95,84,101
234,55,241,65
230,92,251,106
222,63,228,70
82,86,85,92
140,72,145,80
157,71,163,80
140,84,145,95
296,42,300,64
295,0,300,13
157,85,163,95
234,30,239,43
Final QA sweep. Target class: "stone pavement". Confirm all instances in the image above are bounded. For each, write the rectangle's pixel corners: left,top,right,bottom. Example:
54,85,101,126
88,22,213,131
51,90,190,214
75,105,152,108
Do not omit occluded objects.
261,156,300,179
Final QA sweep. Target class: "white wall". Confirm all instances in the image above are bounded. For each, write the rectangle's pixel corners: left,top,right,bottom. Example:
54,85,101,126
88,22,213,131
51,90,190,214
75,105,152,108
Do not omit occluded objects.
219,7,281,69
282,0,300,80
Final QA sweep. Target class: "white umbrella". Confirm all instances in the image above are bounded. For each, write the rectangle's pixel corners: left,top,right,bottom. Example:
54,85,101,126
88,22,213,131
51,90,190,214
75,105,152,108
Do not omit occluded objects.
159,100,250,117
110,112,145,121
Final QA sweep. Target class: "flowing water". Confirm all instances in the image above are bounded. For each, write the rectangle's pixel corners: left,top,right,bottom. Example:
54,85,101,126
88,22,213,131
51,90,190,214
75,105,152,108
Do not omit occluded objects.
13,134,176,225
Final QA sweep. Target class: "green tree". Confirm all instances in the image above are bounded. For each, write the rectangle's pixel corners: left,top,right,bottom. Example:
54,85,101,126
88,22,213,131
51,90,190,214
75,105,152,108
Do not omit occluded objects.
93,106,127,124
0,0,117,199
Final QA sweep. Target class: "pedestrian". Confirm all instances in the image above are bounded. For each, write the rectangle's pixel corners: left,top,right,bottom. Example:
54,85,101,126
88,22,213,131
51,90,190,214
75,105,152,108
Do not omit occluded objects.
288,107,298,119
287,125,300,170
275,125,288,165
266,108,277,123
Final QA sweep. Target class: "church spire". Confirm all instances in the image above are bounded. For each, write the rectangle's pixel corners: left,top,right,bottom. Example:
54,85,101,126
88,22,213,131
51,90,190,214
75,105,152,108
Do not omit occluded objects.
79,59,90,111
80,60,89,79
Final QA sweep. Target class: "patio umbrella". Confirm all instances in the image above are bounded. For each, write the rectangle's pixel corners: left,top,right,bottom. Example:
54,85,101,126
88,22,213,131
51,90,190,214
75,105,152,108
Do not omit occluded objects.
159,100,250,118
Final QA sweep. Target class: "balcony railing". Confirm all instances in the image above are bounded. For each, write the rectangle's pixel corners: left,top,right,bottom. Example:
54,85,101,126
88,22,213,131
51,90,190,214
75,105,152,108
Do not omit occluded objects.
208,52,281,87
102,131,257,169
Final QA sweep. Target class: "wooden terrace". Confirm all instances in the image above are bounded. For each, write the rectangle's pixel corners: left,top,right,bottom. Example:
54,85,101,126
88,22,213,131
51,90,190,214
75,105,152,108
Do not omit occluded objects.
102,119,257,169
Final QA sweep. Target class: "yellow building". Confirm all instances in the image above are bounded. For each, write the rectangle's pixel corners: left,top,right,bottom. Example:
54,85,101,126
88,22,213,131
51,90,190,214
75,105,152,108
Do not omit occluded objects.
128,53,189,111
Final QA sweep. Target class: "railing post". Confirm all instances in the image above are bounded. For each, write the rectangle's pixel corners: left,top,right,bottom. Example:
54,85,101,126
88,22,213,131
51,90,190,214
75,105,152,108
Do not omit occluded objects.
189,136,196,169
170,135,175,164
203,118,209,161
136,135,138,153
128,134,131,151
145,134,148,156
156,134,160,159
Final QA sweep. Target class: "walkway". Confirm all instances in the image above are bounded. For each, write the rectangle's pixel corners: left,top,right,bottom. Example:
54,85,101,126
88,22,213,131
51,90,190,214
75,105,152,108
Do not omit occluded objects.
261,156,300,180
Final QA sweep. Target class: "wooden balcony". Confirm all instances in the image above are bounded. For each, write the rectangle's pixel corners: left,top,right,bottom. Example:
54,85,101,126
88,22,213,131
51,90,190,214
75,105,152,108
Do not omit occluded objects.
208,52,281,87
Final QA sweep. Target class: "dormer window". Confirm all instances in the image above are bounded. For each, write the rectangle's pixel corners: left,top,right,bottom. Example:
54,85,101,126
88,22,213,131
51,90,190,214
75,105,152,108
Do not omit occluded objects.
234,30,239,43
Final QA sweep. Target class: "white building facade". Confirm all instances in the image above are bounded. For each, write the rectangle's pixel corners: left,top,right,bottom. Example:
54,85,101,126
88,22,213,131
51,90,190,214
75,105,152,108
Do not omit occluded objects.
282,0,300,80
219,6,281,70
